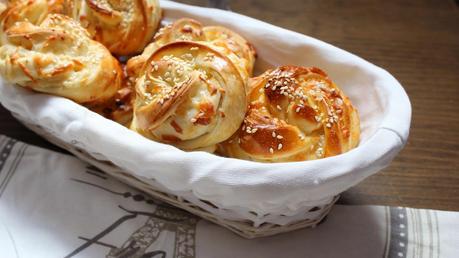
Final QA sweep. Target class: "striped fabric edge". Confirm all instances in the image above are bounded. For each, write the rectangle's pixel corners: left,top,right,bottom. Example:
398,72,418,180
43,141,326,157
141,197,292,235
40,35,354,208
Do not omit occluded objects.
387,207,409,258
391,206,440,258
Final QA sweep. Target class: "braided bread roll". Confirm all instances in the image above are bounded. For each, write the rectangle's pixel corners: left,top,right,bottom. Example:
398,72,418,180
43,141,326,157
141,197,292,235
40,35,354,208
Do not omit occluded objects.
62,0,161,55
126,18,256,81
131,41,247,152
219,66,360,162
0,14,122,104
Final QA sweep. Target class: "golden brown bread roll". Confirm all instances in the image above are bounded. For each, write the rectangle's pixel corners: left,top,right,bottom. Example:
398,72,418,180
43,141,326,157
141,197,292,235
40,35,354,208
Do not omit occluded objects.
62,0,161,55
126,18,256,81
0,0,161,55
130,41,247,152
219,66,360,162
0,13,122,104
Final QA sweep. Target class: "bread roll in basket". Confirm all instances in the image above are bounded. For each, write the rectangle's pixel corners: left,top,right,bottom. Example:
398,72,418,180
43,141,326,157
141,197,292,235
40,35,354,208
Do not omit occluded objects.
131,41,247,152
0,14,123,104
220,66,360,162
0,1,411,238
0,0,161,55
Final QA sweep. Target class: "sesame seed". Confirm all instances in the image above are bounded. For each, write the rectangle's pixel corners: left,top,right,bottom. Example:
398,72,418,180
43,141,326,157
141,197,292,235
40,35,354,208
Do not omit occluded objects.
190,118,197,123
277,143,283,150
276,135,283,139
269,147,274,154
272,132,276,137
326,123,332,128
296,107,301,113
276,105,282,110
181,53,194,60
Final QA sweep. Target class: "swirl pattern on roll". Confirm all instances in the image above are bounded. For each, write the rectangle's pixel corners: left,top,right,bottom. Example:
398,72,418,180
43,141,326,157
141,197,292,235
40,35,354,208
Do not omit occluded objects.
0,0,161,55
131,41,247,152
219,65,360,162
62,0,161,55
126,18,256,82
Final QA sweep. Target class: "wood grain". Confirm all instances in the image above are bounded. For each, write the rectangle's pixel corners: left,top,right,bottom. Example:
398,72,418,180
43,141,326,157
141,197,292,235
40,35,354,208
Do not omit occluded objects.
1,0,458,210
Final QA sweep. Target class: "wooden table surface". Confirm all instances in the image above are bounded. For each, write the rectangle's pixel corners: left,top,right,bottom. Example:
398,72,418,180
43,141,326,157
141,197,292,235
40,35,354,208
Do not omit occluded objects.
1,0,458,211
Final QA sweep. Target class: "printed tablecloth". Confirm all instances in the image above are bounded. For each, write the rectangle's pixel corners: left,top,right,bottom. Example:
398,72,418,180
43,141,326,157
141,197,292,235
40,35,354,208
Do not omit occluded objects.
0,135,457,258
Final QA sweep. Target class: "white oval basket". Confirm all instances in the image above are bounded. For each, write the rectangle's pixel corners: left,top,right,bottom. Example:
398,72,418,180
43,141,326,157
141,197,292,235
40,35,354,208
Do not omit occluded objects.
0,0,411,238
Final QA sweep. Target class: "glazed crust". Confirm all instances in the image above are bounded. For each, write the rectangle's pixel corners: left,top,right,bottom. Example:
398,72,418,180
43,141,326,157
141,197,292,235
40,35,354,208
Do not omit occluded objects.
131,41,247,151
126,18,205,77
126,18,256,81
219,65,360,162
0,13,122,104
203,25,256,80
